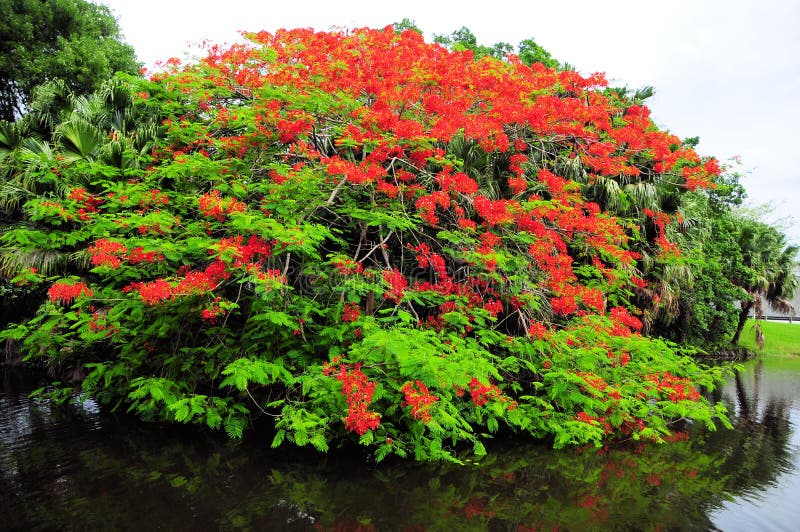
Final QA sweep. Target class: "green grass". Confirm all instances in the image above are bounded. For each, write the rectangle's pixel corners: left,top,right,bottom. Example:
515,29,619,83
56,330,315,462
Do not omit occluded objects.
738,319,800,355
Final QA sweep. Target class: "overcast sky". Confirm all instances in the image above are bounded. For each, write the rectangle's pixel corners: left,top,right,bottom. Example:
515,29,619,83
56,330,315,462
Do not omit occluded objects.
100,0,800,244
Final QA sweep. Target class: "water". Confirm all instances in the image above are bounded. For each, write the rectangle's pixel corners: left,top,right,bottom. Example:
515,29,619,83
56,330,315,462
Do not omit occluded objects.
2,355,799,531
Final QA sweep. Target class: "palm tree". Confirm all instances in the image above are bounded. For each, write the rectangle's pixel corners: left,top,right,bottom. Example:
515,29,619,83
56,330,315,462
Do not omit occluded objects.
730,218,799,346
0,77,162,278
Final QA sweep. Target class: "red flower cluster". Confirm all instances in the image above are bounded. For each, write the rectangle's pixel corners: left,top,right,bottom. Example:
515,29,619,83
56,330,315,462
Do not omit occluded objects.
275,112,312,143
198,190,247,221
175,271,217,295
484,299,504,317
215,235,272,267
88,239,127,268
89,239,164,268
400,380,439,423
410,243,448,279
436,170,480,196
137,279,173,305
468,377,502,407
342,303,360,323
608,306,643,337
323,357,381,435
125,259,233,305
332,257,363,275
127,247,163,264
382,269,407,303
68,187,103,220
201,298,225,323
643,208,680,257
476,231,501,256
645,372,700,402
473,195,516,226
551,294,578,316
415,191,450,225
527,322,548,339
48,281,93,305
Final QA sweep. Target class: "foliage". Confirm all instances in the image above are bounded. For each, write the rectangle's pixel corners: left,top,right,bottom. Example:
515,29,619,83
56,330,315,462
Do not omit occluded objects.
0,0,139,121
1,26,733,461
643,188,746,350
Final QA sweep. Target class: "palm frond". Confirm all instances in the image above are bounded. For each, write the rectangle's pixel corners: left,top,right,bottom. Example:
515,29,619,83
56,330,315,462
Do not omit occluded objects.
0,248,67,277
56,119,104,161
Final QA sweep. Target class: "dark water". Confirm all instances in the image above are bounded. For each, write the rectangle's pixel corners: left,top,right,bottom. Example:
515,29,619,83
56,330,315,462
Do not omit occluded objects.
2,356,799,531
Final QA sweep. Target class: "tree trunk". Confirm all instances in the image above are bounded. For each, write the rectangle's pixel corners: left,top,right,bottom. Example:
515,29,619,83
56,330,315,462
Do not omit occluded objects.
731,300,753,346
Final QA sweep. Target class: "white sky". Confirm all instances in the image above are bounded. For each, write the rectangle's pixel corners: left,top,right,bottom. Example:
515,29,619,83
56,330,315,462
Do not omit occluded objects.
100,0,800,244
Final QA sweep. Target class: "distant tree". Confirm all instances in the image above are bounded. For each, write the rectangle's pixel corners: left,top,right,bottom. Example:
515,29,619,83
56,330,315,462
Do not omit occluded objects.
392,18,422,34
434,26,559,69
0,0,140,121
730,218,798,346
433,27,512,63
517,38,559,69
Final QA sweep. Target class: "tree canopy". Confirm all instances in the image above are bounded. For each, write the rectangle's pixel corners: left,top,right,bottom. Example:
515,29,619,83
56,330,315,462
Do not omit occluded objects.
1,25,780,461
0,0,139,121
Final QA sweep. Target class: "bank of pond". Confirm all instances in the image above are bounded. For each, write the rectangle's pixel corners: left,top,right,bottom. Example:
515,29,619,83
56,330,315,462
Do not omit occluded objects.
2,353,799,530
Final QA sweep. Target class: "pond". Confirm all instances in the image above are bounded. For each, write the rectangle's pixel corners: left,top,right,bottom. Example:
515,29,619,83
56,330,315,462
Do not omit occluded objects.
2,355,799,531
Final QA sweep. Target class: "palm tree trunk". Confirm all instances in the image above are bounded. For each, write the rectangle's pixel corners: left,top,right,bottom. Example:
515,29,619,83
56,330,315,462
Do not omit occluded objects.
732,300,753,346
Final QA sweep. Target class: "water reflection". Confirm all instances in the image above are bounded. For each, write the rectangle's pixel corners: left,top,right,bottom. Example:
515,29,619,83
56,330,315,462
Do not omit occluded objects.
1,357,798,531
724,361,793,496
709,358,800,531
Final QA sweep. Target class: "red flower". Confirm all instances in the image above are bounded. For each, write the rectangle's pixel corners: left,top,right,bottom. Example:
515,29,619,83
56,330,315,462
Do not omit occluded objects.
484,299,503,317
48,281,93,304
138,279,173,305
332,258,363,275
401,380,439,423
382,269,407,303
201,298,225,323
198,190,246,221
468,377,501,407
452,172,479,195
342,303,361,323
88,239,128,268
325,359,381,435
473,195,515,226
609,306,643,336
127,247,162,264
528,322,548,339
551,294,577,315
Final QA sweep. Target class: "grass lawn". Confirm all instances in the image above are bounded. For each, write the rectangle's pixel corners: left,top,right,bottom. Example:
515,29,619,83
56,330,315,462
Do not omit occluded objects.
738,319,800,355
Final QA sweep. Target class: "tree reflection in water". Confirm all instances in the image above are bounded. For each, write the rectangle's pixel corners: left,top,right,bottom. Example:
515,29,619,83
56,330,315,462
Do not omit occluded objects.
714,360,793,499
1,359,796,531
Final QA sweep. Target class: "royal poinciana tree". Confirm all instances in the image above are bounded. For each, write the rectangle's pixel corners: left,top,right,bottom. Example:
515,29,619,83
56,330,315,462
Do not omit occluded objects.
1,27,732,461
